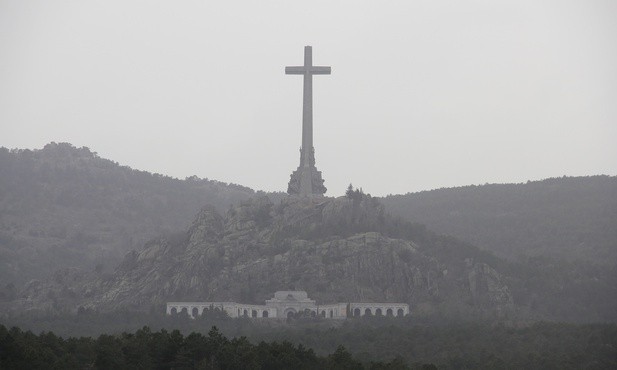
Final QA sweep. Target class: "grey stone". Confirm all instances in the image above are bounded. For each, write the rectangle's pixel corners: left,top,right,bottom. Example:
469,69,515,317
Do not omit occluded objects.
286,46,330,196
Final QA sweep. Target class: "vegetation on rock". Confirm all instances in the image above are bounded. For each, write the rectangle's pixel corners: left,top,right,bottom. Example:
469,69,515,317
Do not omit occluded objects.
10,195,519,321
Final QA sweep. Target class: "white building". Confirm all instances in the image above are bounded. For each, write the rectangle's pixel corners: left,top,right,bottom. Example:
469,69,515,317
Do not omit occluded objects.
166,291,409,319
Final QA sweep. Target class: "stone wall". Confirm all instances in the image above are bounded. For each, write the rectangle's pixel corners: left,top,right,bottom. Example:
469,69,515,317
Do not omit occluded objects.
166,292,408,320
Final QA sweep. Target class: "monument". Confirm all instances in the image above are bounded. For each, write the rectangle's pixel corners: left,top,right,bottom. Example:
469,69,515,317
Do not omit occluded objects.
167,291,410,319
286,46,329,196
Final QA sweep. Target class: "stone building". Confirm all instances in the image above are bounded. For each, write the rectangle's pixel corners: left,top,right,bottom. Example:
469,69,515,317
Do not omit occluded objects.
166,291,409,319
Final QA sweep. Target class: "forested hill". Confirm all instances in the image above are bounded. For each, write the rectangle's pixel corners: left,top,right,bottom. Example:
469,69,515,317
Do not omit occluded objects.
381,176,617,266
0,142,275,287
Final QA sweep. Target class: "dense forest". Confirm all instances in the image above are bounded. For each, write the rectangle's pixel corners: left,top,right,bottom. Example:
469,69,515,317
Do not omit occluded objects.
0,324,424,369
2,312,616,369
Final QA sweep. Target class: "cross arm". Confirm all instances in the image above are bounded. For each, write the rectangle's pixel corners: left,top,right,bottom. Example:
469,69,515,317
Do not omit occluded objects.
310,66,331,75
285,66,306,75
285,66,332,75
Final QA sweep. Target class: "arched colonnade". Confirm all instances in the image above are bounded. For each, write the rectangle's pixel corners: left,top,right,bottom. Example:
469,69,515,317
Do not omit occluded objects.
349,303,409,317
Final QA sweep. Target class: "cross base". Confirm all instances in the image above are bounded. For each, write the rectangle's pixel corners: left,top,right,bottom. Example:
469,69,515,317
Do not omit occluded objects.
287,166,326,196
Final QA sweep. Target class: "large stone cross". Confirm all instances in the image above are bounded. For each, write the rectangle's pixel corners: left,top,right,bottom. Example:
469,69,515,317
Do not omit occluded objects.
285,46,330,196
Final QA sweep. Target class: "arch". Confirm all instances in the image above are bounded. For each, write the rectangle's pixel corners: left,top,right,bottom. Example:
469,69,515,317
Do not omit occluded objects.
192,307,199,318
386,308,393,316
353,308,361,317
252,310,257,318
285,308,297,319
170,307,178,315
365,308,372,316
238,308,241,317
397,308,404,317
375,308,383,316
329,310,333,318
310,310,316,317
243,309,248,317
180,307,188,316
263,310,269,318
321,311,326,317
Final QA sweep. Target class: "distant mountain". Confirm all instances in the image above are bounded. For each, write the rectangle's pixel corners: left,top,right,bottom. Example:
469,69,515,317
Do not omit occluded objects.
381,176,617,266
0,142,280,287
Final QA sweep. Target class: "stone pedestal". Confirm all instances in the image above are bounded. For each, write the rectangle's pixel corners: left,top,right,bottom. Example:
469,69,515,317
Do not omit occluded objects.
287,148,326,196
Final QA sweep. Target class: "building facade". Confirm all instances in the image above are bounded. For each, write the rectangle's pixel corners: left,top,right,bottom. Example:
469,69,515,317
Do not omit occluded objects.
166,291,409,319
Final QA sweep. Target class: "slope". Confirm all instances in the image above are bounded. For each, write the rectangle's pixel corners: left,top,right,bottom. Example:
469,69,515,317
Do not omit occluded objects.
381,176,617,265
0,142,267,288
14,195,517,322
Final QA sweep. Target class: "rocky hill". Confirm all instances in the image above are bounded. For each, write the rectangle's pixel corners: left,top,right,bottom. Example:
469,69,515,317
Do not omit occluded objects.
0,142,276,287
11,195,516,321
2,144,615,323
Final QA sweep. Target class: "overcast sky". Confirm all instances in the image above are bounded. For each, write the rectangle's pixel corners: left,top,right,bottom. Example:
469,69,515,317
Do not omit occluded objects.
1,1,616,196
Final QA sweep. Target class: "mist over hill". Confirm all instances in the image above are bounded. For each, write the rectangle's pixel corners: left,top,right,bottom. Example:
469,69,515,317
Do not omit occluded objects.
0,142,282,287
381,176,617,266
1,143,615,323
379,177,617,323
10,195,516,320
7,193,616,323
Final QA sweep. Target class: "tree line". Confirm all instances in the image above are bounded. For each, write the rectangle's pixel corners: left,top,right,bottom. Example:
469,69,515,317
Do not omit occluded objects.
3,311,616,369
0,324,435,369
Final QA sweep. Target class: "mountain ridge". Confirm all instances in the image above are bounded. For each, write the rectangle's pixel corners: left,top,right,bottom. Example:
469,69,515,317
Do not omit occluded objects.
0,142,277,286
381,175,617,265
1,143,615,323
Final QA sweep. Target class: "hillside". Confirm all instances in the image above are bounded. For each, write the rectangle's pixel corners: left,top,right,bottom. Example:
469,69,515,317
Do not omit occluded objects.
2,144,615,323
12,196,517,320
381,176,617,265
9,194,616,322
0,142,276,287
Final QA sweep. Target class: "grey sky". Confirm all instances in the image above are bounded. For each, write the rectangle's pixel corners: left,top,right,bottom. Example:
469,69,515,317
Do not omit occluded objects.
1,0,616,196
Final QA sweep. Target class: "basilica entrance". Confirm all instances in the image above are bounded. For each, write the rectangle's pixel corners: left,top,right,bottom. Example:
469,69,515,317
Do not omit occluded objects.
285,308,297,318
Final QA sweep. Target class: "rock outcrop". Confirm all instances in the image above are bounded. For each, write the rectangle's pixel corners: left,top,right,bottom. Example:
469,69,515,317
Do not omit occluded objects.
11,196,514,317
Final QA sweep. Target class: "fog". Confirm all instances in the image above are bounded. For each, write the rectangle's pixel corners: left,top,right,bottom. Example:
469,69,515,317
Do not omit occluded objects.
1,0,616,196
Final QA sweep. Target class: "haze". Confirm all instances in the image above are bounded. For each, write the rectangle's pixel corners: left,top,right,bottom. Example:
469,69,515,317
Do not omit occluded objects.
1,0,616,196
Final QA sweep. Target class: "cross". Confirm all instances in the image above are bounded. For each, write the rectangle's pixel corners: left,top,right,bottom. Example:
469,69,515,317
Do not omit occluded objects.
286,46,331,168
